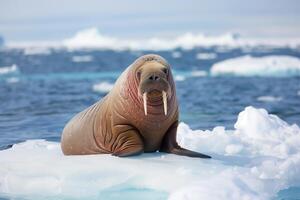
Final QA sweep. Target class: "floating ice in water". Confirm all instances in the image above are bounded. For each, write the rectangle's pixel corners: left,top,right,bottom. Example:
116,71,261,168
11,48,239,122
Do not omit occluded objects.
0,64,18,75
190,70,207,77
92,81,114,93
23,47,51,55
0,106,299,200
72,55,93,63
211,55,300,77
172,51,182,58
174,75,186,82
6,77,19,83
196,52,217,60
257,96,282,102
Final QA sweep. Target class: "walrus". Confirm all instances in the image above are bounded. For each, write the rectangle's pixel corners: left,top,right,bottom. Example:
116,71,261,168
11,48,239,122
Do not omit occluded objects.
61,54,210,158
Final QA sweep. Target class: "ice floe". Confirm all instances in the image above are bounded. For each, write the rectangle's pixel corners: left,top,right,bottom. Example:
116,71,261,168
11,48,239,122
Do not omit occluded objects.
0,64,19,75
5,77,19,84
190,70,208,77
196,52,217,60
72,55,93,63
0,106,299,200
257,96,282,102
23,47,51,55
211,55,300,77
171,51,182,58
92,81,114,93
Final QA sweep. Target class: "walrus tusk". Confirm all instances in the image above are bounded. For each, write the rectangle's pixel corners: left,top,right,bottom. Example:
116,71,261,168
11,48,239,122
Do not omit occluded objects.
143,92,147,115
162,91,167,115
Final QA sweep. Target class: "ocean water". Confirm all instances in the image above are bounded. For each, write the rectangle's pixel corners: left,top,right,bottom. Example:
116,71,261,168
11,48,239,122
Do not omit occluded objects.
0,46,300,199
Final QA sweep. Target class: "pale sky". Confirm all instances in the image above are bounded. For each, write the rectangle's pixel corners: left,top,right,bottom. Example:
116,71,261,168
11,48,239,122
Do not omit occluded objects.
0,0,300,41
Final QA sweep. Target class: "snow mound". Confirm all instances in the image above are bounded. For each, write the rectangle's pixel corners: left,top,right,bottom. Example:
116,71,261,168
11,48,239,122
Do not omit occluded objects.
0,64,19,75
211,55,300,77
92,81,114,93
0,106,300,200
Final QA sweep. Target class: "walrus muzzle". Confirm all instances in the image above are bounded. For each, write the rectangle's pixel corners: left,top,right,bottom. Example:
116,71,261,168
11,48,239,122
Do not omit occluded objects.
138,69,171,116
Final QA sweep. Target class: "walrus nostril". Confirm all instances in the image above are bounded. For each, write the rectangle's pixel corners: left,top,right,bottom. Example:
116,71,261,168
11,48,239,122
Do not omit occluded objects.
148,75,160,81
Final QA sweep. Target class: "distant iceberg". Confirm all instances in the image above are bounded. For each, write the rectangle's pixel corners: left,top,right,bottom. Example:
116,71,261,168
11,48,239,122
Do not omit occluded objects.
211,55,300,77
7,27,300,50
0,106,299,200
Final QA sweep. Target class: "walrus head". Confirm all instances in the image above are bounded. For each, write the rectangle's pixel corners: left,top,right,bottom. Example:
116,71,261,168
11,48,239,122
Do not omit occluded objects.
131,55,173,116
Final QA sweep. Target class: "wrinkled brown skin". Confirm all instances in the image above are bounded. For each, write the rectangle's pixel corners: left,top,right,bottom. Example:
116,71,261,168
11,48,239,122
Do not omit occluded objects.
61,54,211,158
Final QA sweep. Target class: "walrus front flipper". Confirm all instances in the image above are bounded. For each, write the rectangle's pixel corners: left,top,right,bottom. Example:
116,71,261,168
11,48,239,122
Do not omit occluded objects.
160,121,211,159
111,125,144,157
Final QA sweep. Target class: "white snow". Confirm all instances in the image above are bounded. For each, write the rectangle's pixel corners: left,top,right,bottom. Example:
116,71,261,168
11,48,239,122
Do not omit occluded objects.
0,106,300,200
72,55,93,63
196,53,217,60
0,64,19,75
7,28,300,50
211,55,300,77
92,81,114,93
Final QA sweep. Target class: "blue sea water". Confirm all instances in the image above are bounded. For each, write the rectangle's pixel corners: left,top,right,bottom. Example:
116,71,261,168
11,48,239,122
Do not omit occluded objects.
0,47,300,199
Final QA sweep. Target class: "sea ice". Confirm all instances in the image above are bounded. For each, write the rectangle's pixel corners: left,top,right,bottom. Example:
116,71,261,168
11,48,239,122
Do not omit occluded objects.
196,52,217,60
211,55,300,77
0,64,19,75
0,106,300,200
92,81,114,93
257,96,282,102
71,55,93,63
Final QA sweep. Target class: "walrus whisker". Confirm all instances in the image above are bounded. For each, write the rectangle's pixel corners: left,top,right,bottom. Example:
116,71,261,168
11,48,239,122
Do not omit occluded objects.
162,91,167,115
143,92,148,115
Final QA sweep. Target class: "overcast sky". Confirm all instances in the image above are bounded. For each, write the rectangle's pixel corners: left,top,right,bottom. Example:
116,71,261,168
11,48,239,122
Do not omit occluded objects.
0,0,300,41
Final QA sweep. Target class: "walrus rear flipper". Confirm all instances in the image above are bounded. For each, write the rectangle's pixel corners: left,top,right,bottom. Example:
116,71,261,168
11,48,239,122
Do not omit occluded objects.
170,146,211,158
160,121,211,159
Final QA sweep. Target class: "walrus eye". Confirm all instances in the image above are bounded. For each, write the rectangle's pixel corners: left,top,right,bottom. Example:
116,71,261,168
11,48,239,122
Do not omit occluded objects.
162,68,168,74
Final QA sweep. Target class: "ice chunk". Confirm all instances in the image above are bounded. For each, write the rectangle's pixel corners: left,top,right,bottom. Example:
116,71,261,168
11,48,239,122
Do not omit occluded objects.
92,81,114,93
174,75,186,81
23,47,51,55
0,64,18,75
196,53,217,60
257,96,282,102
172,51,182,58
210,55,300,77
72,55,93,63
